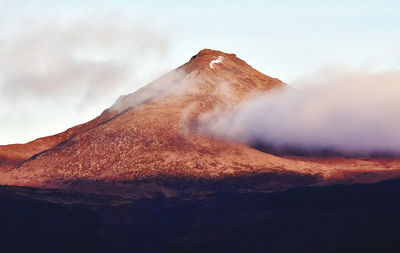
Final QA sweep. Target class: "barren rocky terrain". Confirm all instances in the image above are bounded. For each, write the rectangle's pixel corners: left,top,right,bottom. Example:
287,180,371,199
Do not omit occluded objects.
1,49,400,191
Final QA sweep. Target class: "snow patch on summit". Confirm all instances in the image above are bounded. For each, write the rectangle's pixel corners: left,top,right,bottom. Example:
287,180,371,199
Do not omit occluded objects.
210,56,224,69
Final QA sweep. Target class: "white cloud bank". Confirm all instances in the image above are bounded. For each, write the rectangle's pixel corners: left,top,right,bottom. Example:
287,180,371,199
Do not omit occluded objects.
199,67,400,156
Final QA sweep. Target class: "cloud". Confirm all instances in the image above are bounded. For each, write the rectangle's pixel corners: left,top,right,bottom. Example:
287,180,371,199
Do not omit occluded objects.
110,68,197,113
198,67,400,156
0,5,171,144
0,15,169,103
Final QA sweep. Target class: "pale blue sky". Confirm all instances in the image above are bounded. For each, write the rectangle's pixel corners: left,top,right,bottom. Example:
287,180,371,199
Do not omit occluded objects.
0,0,399,144
3,0,399,80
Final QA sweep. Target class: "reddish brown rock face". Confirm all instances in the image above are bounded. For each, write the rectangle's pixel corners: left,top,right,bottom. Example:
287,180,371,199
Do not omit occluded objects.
1,49,400,189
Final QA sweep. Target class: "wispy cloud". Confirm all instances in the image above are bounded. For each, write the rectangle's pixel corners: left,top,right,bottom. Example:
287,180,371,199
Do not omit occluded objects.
0,16,169,103
0,4,170,144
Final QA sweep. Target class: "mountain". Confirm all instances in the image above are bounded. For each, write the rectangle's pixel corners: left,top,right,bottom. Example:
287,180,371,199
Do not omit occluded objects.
1,49,400,191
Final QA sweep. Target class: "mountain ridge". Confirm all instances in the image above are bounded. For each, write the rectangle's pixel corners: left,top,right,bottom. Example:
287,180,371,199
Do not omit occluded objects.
1,49,400,191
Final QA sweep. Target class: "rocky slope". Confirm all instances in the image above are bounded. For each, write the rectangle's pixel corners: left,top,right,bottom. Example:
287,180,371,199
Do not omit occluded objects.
0,49,399,190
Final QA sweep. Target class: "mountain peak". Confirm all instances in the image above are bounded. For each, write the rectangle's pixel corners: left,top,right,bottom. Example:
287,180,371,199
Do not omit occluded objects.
104,49,284,116
1,48,400,191
190,49,236,61
184,49,242,73
0,49,286,186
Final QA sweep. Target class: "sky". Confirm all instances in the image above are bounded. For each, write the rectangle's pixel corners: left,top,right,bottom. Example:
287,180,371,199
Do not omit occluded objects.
0,0,399,145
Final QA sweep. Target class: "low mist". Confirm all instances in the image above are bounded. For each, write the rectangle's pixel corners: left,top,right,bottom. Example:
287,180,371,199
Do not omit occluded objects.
199,67,400,157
